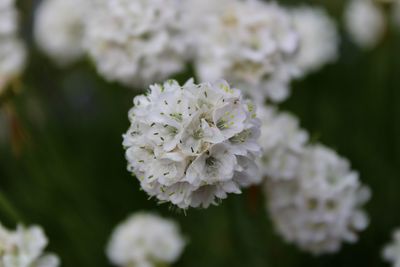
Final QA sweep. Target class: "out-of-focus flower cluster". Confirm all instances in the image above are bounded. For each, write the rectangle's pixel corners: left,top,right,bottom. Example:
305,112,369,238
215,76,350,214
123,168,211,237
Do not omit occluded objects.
84,0,190,87
290,6,339,76
123,79,261,209
344,0,400,49
383,229,400,267
344,0,386,49
33,0,339,103
256,105,370,254
107,212,185,267
264,144,370,254
191,0,299,103
0,223,60,267
34,0,90,66
0,0,26,94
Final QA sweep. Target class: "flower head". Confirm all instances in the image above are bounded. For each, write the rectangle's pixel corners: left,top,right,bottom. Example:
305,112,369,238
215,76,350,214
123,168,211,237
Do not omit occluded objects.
85,0,190,87
265,144,370,254
344,0,386,49
258,106,308,181
383,229,400,267
0,0,18,36
191,0,299,103
34,0,89,65
0,223,60,267
291,6,339,76
106,212,185,267
123,79,261,209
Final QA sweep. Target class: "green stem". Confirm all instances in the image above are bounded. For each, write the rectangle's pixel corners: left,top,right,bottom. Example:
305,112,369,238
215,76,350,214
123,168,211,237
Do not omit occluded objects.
0,190,22,224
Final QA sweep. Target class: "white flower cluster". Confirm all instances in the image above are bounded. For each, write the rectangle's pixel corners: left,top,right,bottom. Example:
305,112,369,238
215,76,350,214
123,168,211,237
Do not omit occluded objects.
123,79,261,209
106,212,185,267
85,0,190,87
0,223,60,267
257,106,308,181
383,229,400,267
265,144,371,254
0,0,26,93
291,6,339,76
34,0,89,66
192,0,299,103
344,0,386,49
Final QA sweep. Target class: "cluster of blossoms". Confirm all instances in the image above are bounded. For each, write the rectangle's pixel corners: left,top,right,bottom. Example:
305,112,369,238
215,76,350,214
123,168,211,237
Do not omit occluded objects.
344,0,387,49
32,0,343,99
85,0,190,87
255,104,371,254
107,212,185,267
264,144,371,254
0,223,60,267
257,106,308,181
192,0,299,103
123,79,261,209
0,0,26,94
290,6,339,76
34,0,90,66
383,228,400,267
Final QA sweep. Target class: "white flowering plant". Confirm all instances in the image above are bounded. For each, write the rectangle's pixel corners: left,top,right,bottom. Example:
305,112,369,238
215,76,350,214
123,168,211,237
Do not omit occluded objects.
1,0,400,266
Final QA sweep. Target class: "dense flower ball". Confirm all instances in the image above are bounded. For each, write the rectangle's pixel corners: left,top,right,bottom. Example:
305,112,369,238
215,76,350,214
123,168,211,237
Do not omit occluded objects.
344,0,386,49
291,6,339,76
34,0,89,65
123,79,261,209
0,0,25,94
258,106,308,181
0,223,60,267
192,0,299,103
106,213,185,267
85,0,190,87
265,144,371,254
383,229,400,267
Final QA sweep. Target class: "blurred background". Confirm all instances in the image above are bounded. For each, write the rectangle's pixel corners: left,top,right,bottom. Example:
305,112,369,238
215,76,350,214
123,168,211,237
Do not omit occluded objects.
0,0,399,266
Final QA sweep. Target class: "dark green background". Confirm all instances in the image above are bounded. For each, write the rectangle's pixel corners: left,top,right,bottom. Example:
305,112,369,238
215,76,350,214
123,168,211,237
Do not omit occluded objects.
0,0,399,266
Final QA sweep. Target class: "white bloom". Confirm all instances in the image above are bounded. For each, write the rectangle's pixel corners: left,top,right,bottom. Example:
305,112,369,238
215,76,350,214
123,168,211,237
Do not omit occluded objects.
191,0,299,103
0,0,18,36
258,106,308,181
0,0,26,93
0,223,60,267
265,144,371,255
85,0,190,87
123,79,261,209
34,0,90,66
106,212,185,267
344,0,386,49
291,6,339,76
383,229,400,267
